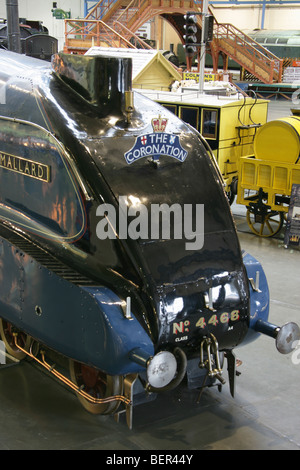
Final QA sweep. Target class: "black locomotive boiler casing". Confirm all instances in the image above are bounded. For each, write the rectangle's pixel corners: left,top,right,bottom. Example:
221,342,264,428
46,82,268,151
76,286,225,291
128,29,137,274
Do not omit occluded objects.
0,50,298,425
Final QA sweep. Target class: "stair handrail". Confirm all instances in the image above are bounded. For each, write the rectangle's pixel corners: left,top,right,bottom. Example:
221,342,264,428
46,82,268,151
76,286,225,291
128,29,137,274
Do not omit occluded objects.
64,18,144,49
115,0,141,24
115,0,154,31
113,20,153,49
214,22,283,81
215,36,277,82
84,0,120,21
215,22,281,63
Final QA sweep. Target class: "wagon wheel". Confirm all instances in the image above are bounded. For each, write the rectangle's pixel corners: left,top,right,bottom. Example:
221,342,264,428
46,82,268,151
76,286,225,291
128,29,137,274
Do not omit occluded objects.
0,318,32,360
246,207,284,237
69,359,123,415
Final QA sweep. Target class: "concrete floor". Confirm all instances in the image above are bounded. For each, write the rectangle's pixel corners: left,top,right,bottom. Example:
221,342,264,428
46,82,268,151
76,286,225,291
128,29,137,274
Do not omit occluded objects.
0,100,299,451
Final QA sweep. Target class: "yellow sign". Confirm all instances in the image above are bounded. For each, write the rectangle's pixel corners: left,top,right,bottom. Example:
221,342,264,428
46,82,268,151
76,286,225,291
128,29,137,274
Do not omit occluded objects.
183,72,217,82
204,74,217,82
0,152,51,182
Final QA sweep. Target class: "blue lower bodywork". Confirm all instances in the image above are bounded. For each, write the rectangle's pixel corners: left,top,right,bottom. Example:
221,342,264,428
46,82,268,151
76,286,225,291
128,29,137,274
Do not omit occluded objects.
0,236,154,375
242,252,270,345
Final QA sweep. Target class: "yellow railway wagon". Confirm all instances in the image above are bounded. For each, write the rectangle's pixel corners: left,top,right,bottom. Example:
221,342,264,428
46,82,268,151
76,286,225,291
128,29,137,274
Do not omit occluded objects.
237,115,300,237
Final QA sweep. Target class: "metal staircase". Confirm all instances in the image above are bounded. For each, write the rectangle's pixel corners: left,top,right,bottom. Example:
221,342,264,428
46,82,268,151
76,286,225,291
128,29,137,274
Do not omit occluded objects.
63,0,283,84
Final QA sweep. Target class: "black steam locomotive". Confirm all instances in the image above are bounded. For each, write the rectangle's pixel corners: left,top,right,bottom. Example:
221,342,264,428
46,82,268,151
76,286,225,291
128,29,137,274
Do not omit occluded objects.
0,50,298,428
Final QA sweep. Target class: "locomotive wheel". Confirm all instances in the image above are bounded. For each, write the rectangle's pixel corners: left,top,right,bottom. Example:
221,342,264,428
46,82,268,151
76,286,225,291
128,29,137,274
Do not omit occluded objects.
246,208,284,238
69,360,123,415
0,319,32,360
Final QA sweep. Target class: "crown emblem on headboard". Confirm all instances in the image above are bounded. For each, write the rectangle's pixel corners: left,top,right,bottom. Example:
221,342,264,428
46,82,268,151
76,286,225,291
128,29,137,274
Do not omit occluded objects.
151,115,168,133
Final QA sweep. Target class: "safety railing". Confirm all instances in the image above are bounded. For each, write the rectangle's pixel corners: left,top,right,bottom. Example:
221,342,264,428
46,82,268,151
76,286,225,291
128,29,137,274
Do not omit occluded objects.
113,20,152,48
113,0,144,30
63,18,151,53
85,0,121,21
214,22,283,83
